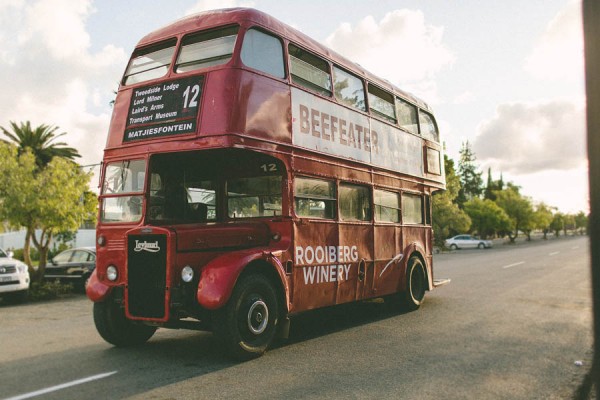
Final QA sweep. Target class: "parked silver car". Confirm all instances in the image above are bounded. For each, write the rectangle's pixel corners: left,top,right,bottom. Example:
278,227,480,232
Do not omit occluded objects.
445,235,493,250
0,248,30,303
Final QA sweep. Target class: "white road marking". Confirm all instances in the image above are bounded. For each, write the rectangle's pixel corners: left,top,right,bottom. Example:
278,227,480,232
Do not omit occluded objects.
4,371,118,400
502,261,525,269
549,251,560,256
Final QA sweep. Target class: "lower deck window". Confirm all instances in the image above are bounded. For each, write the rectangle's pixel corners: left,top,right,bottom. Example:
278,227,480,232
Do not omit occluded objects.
294,177,336,219
339,183,371,222
227,175,282,218
402,193,423,224
374,189,400,223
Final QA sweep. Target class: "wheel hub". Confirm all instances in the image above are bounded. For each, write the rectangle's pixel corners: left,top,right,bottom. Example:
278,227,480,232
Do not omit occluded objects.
247,300,269,335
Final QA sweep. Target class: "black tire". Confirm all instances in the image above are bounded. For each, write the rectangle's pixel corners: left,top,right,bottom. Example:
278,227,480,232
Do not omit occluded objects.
93,300,156,347
387,256,427,312
450,244,458,250
213,274,279,360
478,242,485,249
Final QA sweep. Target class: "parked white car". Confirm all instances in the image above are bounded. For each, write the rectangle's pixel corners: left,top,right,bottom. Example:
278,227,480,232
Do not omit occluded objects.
445,235,493,250
0,248,30,303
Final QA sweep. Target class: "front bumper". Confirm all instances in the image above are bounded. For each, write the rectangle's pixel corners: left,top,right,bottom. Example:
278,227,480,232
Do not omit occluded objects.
0,274,30,294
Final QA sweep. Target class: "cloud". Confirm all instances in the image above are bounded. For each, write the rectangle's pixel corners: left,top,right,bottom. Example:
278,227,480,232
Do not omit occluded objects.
0,0,127,170
453,91,475,105
185,0,255,16
524,0,583,81
324,9,454,102
473,100,586,174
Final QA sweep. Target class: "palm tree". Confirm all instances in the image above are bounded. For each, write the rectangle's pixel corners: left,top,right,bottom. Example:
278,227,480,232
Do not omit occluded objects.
1,121,80,168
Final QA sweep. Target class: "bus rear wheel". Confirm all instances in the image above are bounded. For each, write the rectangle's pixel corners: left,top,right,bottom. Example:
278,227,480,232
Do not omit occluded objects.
213,274,279,360
386,256,427,311
93,300,157,347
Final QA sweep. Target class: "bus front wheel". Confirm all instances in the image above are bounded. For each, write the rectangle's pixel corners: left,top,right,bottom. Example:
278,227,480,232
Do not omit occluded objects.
213,274,279,360
93,300,157,347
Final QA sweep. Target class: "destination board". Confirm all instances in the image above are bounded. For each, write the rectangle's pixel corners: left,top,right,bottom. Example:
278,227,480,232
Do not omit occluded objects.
123,76,203,142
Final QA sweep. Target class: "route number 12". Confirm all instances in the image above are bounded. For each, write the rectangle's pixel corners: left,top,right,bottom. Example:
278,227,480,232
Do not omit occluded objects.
183,85,200,108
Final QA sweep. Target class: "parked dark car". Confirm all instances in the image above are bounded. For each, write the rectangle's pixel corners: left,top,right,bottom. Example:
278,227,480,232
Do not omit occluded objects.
44,247,96,291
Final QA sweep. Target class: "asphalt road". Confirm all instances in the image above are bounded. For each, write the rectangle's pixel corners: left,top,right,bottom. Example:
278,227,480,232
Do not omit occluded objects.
0,235,592,400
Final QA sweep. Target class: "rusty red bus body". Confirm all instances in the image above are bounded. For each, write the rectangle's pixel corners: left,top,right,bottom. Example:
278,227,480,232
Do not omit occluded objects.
88,8,446,358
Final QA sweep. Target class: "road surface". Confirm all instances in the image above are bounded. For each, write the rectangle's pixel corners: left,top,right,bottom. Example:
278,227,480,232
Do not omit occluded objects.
0,235,591,399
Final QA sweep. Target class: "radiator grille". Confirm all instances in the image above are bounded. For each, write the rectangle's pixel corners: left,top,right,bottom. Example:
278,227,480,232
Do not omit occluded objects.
0,266,16,274
127,234,167,319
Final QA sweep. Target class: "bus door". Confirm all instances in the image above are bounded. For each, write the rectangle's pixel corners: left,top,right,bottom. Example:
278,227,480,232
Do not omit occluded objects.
292,220,338,311
373,189,403,295
337,183,373,302
373,225,403,296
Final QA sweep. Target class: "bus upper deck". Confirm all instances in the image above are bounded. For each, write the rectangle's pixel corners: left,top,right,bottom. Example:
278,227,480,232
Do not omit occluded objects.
106,8,444,190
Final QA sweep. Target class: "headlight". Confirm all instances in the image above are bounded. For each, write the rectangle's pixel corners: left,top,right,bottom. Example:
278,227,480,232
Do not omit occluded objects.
17,264,28,274
106,265,118,281
181,266,194,283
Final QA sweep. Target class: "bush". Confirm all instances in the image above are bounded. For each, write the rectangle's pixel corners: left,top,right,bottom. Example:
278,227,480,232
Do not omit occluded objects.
28,280,74,302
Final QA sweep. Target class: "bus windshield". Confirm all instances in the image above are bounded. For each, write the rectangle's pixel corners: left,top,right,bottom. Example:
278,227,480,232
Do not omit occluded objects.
100,160,146,223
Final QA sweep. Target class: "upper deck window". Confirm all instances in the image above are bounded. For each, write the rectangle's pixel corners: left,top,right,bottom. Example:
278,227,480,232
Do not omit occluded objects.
333,66,366,111
176,26,239,73
396,97,419,135
419,111,439,142
289,44,332,96
368,84,396,123
241,28,285,78
123,39,176,86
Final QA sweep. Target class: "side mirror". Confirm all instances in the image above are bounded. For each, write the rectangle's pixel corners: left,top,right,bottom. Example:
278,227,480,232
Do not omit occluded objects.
6,251,14,258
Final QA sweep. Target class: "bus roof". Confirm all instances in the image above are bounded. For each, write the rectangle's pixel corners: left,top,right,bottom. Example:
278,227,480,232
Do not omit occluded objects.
136,8,433,113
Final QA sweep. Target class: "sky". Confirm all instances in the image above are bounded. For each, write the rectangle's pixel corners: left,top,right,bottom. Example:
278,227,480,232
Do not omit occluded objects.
0,0,588,213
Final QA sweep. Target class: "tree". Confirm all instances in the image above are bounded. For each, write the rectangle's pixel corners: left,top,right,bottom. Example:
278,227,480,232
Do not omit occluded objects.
0,144,93,281
563,214,576,236
533,203,554,239
575,211,588,235
494,187,534,243
456,141,483,206
463,197,510,239
483,168,504,201
550,212,564,237
432,155,471,246
1,121,80,169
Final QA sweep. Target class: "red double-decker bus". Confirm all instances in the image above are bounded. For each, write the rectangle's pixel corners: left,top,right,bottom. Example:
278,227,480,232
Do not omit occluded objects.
88,8,447,359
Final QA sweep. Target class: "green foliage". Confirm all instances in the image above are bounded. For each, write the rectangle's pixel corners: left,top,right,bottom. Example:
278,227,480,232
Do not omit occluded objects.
0,142,92,280
456,141,483,206
1,121,80,168
432,156,471,246
575,212,588,234
550,212,564,237
28,280,74,302
494,187,534,242
484,168,504,201
463,198,510,239
432,195,471,247
533,203,554,239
